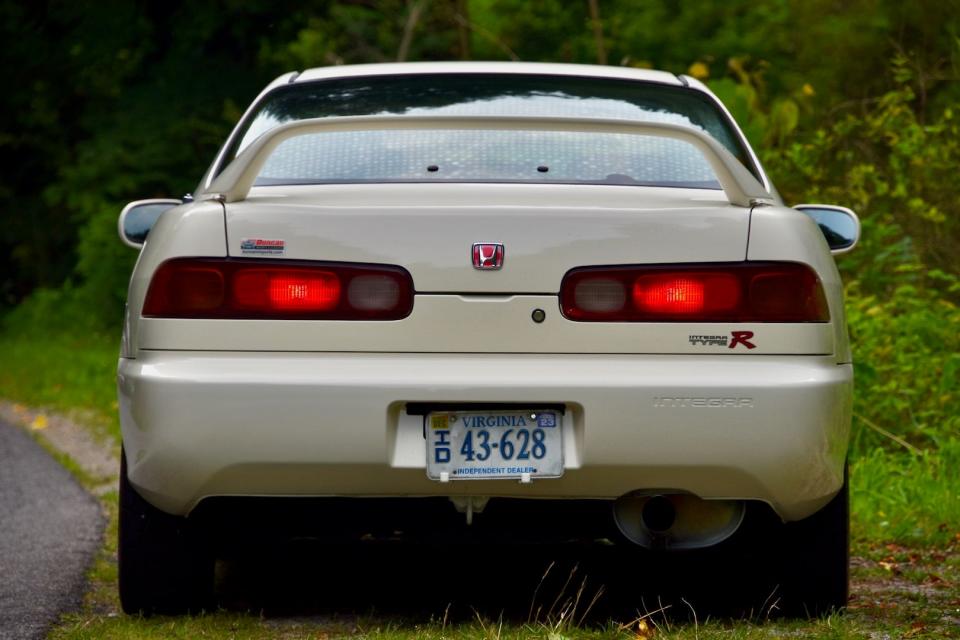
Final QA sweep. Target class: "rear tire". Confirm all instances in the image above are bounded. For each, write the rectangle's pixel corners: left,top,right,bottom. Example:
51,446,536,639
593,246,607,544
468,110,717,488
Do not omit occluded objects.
118,449,214,615
776,468,849,617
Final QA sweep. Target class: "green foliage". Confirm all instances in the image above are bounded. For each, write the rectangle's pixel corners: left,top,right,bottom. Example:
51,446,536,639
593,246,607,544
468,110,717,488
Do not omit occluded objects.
766,57,960,279
846,273,960,452
707,71,810,150
0,1,286,320
756,60,960,454
852,442,960,545
262,2,466,68
0,331,119,432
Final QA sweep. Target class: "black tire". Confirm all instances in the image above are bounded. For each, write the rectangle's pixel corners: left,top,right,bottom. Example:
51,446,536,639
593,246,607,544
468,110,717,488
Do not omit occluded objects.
776,467,849,617
118,449,214,615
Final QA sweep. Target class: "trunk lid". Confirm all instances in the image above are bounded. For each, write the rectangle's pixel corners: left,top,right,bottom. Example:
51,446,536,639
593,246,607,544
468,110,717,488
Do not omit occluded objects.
136,182,835,354
224,183,749,292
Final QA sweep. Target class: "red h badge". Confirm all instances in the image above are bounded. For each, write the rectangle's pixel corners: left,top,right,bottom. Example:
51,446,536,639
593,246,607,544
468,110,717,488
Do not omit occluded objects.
472,243,504,270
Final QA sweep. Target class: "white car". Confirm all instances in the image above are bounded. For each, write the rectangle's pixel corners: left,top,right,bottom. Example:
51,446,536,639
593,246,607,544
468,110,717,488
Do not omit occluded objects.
116,62,858,616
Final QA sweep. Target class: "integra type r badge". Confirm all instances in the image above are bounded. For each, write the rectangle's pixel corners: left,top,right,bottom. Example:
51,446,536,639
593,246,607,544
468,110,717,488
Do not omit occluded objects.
688,331,757,349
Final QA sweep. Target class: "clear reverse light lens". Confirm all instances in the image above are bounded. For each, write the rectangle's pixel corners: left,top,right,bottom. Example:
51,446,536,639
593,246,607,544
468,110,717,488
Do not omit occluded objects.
574,277,626,313
347,274,401,311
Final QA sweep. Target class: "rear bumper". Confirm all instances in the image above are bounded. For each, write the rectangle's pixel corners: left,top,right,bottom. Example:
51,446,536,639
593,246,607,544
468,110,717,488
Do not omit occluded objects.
118,351,851,521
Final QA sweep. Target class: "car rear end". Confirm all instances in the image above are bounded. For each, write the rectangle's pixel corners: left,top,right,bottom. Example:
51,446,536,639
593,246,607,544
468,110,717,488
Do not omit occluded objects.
117,63,853,615
120,180,851,523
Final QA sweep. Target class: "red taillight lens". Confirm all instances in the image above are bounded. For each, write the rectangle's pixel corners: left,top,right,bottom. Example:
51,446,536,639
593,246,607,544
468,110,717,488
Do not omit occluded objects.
143,258,413,319
233,269,341,312
632,272,741,316
560,262,828,322
167,266,225,311
635,276,705,314
747,266,828,321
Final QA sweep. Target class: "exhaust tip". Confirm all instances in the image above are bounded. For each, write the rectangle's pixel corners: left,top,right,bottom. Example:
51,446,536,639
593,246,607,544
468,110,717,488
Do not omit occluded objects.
641,495,676,533
613,491,745,550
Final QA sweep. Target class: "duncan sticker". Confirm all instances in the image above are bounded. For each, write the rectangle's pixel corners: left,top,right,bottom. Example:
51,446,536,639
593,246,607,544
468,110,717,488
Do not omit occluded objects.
240,238,285,255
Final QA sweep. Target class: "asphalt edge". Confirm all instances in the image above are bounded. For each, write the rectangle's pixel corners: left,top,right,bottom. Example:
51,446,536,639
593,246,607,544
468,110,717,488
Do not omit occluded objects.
0,400,119,635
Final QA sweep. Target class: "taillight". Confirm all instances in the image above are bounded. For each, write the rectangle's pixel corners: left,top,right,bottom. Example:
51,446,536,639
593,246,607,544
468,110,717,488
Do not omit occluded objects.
234,269,341,312
143,258,413,319
560,262,829,322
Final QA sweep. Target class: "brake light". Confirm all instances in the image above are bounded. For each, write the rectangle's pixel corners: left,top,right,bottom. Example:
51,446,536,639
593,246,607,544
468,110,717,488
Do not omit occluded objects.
234,269,341,312
636,276,704,313
561,262,828,322
633,273,740,316
143,258,413,319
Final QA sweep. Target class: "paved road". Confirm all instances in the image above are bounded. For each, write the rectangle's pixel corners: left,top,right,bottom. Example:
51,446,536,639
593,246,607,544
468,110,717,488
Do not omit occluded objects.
0,418,104,639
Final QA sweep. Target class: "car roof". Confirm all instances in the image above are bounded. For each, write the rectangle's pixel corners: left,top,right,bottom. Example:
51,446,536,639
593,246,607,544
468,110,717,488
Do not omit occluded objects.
292,61,683,87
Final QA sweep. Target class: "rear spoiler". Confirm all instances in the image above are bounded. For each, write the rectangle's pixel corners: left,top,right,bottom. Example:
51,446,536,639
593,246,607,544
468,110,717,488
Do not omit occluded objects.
203,115,773,207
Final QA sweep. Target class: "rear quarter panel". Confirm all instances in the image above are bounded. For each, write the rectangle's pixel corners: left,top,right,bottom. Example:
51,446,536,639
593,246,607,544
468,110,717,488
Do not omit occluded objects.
747,205,851,364
124,201,226,357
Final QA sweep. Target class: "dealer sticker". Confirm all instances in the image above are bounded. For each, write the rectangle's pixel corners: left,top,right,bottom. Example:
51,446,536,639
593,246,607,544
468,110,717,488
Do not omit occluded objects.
240,238,285,255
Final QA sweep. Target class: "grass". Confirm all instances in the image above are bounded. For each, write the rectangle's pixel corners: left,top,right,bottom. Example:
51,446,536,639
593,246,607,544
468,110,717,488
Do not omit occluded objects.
0,331,120,441
44,546,960,640
851,441,960,547
2,330,959,638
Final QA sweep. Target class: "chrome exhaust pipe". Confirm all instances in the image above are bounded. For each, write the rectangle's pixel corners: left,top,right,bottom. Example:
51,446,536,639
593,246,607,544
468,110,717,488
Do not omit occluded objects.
613,491,745,550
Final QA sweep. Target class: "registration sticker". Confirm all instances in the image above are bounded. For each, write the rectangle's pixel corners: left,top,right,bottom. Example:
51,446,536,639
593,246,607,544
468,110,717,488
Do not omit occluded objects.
537,413,556,428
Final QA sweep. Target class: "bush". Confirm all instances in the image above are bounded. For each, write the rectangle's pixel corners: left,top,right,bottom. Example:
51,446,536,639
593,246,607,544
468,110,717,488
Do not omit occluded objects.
761,60,960,454
852,440,960,545
846,270,960,452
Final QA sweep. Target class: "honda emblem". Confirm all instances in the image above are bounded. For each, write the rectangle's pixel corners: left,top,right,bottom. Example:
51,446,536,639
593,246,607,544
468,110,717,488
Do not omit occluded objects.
472,243,504,270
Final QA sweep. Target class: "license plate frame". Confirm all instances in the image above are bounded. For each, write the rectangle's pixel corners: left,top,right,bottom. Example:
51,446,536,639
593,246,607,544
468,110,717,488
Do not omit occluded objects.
425,408,564,481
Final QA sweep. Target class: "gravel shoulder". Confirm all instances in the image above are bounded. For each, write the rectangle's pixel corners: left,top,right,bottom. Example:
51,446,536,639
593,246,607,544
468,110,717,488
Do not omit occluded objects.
0,401,119,492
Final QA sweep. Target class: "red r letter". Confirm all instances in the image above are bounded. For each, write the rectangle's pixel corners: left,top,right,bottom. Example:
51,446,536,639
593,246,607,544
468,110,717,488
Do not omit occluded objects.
729,331,756,350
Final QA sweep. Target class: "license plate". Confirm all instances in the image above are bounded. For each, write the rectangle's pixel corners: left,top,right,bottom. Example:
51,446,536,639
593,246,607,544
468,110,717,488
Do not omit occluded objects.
426,409,563,481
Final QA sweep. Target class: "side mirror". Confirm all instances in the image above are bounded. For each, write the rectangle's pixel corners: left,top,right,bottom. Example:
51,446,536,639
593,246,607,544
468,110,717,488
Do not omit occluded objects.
118,199,181,248
794,204,861,254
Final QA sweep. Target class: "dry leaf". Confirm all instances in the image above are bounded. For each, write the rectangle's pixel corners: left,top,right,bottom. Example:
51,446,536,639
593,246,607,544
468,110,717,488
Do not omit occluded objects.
636,618,654,639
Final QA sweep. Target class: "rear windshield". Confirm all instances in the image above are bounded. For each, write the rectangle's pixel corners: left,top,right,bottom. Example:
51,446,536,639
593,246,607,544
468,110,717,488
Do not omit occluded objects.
223,74,756,189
